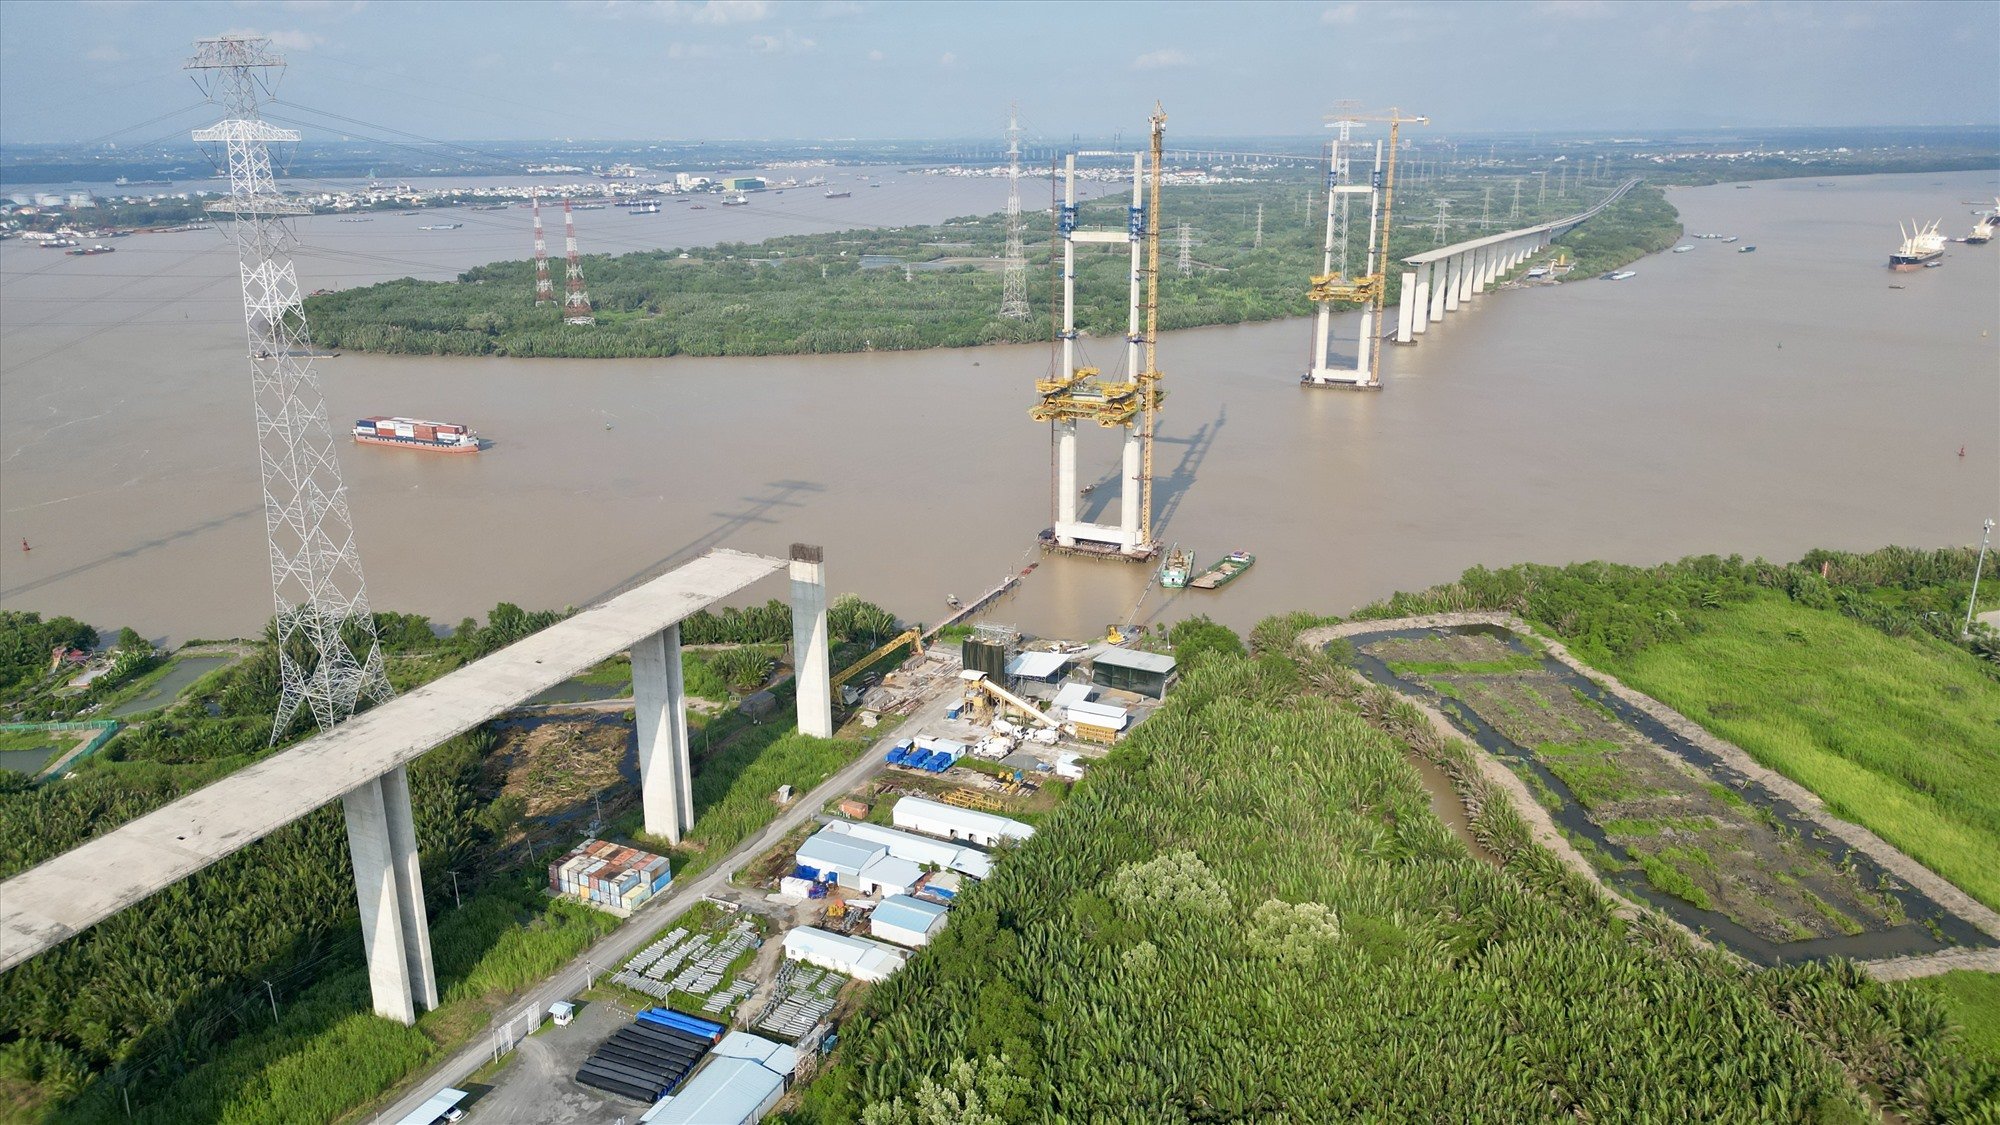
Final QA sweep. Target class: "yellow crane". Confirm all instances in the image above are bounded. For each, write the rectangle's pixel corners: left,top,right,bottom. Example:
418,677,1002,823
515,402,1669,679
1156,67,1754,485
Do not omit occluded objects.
1140,103,1165,548
829,627,923,691
1307,105,1427,386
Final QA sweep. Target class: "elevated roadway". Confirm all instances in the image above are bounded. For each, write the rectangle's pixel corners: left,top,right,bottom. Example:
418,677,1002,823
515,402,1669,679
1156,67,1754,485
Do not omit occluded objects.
1394,178,1642,343
0,547,836,1026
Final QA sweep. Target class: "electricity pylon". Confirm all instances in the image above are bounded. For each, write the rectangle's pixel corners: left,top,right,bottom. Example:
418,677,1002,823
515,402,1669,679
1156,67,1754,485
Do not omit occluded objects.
187,35,391,741
1000,104,1030,319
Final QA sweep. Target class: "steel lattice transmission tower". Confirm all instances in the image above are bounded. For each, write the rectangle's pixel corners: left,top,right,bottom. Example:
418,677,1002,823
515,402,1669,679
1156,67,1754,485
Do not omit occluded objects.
562,199,595,325
186,36,391,741
532,196,556,306
1177,222,1193,277
999,104,1030,320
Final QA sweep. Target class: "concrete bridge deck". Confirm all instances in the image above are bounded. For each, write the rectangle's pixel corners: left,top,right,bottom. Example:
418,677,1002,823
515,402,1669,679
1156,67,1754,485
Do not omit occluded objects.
1394,178,1642,344
0,548,787,973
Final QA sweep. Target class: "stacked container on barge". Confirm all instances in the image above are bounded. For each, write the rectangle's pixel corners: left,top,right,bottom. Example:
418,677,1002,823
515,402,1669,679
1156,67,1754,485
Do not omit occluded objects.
352,416,480,453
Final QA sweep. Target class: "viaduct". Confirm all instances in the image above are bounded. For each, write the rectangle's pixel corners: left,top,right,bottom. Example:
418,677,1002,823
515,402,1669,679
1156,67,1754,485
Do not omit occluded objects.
0,546,835,1026
1394,177,1643,344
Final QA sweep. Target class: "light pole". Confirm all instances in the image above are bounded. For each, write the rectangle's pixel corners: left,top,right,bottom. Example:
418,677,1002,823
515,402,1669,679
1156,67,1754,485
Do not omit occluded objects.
1964,518,1995,637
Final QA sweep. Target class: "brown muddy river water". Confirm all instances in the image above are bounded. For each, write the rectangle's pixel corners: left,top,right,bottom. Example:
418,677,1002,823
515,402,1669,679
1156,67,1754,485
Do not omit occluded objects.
3,170,1995,643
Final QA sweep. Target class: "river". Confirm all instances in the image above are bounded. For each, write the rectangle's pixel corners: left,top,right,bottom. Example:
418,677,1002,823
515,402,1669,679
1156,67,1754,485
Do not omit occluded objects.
2,169,1994,644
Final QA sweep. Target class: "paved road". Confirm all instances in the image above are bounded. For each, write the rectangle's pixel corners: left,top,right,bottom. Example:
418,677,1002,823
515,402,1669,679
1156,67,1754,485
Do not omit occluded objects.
373,690,954,1125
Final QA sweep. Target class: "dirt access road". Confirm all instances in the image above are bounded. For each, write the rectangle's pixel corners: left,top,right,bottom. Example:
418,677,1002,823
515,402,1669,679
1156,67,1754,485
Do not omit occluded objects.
371,688,958,1125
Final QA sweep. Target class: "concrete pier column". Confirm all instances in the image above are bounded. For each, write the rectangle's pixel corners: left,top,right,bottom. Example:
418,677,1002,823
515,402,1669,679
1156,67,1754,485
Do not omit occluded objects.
1118,432,1141,547
1471,247,1489,294
1055,421,1077,546
1395,270,1418,343
632,623,693,842
1355,305,1376,381
343,765,436,1026
1456,249,1476,304
789,544,832,738
1428,259,1448,324
1479,246,1498,289
1443,254,1462,313
1411,262,1433,336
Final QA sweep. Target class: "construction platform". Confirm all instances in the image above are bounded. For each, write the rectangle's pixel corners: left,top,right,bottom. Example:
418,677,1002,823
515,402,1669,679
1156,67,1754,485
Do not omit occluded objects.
1037,529,1163,562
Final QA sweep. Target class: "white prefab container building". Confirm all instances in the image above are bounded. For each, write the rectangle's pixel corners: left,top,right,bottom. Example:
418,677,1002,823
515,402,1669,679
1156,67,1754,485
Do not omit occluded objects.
794,831,888,889
823,819,994,879
782,926,908,982
855,854,923,897
871,894,949,948
892,796,1035,849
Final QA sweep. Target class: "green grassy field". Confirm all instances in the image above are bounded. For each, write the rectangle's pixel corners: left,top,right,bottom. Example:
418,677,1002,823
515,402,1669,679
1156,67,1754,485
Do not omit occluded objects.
1607,595,2000,910
1905,972,2000,1072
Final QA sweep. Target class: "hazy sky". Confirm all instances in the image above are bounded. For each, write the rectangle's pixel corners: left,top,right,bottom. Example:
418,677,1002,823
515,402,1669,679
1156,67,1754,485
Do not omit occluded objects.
1,1,1995,145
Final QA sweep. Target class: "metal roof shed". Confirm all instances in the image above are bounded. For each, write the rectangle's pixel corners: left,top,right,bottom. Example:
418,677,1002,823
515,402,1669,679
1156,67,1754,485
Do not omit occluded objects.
393,1088,469,1125
1091,648,1178,698
1005,650,1070,682
892,796,1035,849
640,1056,785,1125
856,854,924,897
795,830,887,888
783,926,909,982
871,894,949,948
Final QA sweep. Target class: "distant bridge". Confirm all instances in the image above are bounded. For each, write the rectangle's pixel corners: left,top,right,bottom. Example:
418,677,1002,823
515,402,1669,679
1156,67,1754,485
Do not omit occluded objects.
1393,177,1642,343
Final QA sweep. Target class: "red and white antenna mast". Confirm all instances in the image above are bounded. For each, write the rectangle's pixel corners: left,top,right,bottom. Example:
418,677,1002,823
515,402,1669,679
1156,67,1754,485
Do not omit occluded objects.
561,199,594,325
532,196,555,306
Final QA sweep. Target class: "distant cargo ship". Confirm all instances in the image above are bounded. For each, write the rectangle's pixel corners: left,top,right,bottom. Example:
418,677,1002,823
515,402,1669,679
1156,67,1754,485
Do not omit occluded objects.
417,222,463,231
1966,202,1996,245
1889,220,1945,270
352,416,480,453
720,193,749,206
65,244,114,256
825,190,853,199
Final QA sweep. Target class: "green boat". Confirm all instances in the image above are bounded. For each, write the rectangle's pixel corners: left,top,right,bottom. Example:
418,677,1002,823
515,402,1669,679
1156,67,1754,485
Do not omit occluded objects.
1189,551,1255,590
1159,545,1195,589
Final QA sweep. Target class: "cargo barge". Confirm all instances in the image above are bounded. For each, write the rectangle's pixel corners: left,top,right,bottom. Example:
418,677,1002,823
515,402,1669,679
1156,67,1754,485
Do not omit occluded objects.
1188,551,1255,590
352,416,479,453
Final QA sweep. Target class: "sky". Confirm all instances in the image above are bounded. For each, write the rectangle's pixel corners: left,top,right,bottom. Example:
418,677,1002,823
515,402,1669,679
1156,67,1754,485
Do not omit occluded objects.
0,0,1995,146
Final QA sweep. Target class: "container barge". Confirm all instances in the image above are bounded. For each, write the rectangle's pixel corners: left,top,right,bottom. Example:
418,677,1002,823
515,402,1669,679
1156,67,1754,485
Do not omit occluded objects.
352,416,480,453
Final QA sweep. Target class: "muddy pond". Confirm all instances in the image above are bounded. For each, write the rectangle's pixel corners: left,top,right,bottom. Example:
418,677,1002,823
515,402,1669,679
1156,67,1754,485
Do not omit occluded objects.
1345,624,1993,966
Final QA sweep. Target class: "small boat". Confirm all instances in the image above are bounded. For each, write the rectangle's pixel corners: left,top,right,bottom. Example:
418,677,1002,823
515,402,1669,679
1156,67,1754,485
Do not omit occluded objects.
1599,270,1636,281
65,244,114,256
1922,260,1943,269
1188,551,1254,591
825,190,853,199
1672,245,1693,253
417,223,463,231
690,204,707,210
720,193,749,206
945,595,962,609
1737,245,1756,253
1158,546,1195,589
337,217,372,223
1722,236,1740,243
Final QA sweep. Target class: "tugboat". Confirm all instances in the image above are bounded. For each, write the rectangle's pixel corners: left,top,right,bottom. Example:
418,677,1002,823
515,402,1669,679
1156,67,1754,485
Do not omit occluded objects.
1158,545,1195,589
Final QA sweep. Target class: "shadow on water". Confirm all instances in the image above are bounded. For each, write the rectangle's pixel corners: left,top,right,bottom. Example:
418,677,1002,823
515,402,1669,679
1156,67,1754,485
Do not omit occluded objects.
1073,408,1225,534
0,505,262,601
1344,623,1994,967
581,479,823,605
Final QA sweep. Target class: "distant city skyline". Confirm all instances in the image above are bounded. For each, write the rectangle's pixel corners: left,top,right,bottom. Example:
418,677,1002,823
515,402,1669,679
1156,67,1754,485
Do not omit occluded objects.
0,1,1995,146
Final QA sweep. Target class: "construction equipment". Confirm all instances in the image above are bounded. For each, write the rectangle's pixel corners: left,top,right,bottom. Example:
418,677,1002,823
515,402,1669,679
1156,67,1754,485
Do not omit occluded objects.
830,628,923,691
960,671,1059,728
1304,104,1427,389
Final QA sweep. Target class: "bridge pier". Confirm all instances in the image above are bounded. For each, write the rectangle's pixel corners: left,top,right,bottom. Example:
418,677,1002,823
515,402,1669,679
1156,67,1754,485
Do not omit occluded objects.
633,623,694,842
1410,262,1433,337
1428,258,1448,323
1443,254,1463,313
790,544,832,739
1456,248,1476,304
343,764,437,1025
1054,421,1078,545
1395,269,1418,343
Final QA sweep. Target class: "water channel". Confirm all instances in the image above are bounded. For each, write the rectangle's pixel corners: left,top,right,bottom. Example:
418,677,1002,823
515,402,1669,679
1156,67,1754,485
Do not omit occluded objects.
3,169,1994,644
